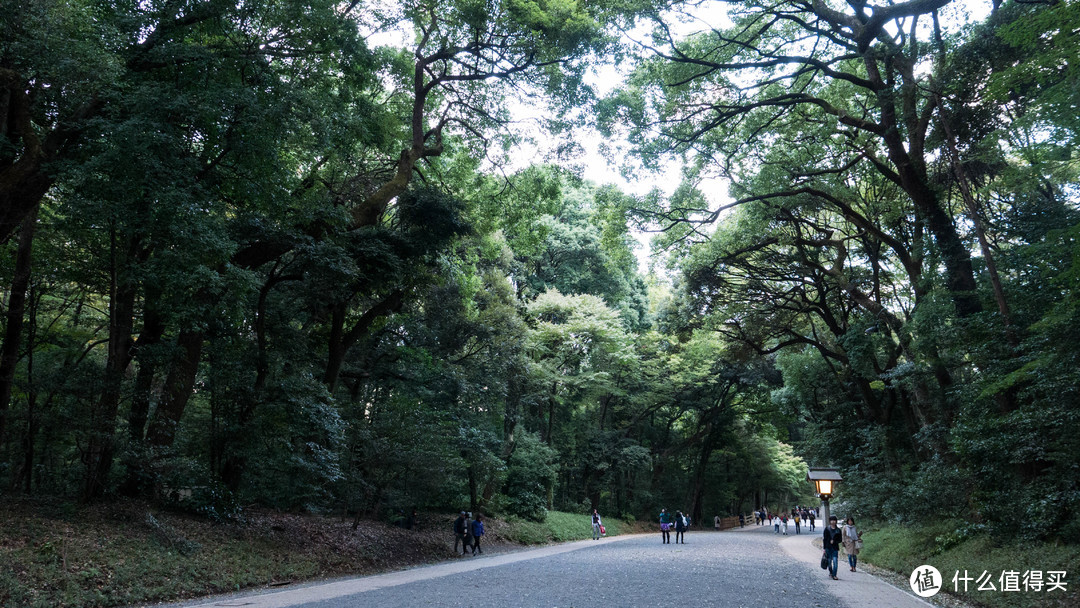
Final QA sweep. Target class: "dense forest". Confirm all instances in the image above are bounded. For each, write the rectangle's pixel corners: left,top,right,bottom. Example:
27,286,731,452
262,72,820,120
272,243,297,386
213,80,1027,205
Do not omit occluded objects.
0,0,1076,544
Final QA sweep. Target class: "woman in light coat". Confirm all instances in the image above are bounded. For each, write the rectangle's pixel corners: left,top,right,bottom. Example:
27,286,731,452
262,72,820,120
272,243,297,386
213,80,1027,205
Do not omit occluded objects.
842,516,862,572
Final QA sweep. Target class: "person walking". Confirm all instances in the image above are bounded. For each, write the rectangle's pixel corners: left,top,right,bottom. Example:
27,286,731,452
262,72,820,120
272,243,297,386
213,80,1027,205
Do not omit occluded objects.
453,511,467,555
471,514,485,555
781,514,788,535
842,516,862,572
823,516,842,580
808,509,816,532
592,509,603,540
793,511,801,535
463,512,474,555
773,514,780,533
674,510,687,544
714,514,721,531
659,508,672,544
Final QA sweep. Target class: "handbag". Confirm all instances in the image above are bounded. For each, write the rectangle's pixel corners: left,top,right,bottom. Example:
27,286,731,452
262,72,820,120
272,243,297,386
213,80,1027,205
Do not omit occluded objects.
855,539,863,550
599,525,606,535
820,551,829,570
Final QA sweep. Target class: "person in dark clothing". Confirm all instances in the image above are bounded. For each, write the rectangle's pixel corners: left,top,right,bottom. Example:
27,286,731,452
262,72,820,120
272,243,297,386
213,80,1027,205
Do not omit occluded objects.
453,511,467,555
471,515,485,555
463,512,474,554
659,508,672,544
674,510,687,544
823,516,842,580
808,510,816,531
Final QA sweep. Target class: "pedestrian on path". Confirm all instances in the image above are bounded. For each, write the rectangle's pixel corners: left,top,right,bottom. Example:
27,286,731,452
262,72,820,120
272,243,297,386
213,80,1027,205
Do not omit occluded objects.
674,510,687,544
463,512,474,555
772,515,780,533
659,508,672,544
714,514,721,531
592,510,603,540
823,516,842,580
842,516,862,572
471,515,485,555
809,510,815,531
794,512,801,535
453,511,468,554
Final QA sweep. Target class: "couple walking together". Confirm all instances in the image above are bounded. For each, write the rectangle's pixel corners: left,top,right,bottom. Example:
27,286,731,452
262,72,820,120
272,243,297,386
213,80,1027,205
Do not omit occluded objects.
822,516,862,580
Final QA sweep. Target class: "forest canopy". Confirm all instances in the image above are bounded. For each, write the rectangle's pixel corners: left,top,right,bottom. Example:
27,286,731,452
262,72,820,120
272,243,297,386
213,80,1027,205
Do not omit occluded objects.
0,0,1076,542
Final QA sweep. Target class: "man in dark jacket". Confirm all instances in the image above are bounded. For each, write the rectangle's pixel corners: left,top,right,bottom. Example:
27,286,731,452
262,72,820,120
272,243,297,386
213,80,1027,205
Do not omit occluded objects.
823,516,842,580
453,511,467,554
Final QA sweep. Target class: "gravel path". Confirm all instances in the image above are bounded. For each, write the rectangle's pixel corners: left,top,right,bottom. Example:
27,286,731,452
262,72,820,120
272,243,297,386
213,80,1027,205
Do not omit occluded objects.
280,527,845,608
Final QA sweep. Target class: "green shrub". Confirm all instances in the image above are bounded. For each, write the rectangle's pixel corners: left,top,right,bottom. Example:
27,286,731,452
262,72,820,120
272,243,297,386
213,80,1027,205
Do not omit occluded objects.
503,432,557,521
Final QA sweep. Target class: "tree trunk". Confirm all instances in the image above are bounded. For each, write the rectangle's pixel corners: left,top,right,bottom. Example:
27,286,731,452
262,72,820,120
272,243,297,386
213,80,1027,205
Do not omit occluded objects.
145,330,203,448
467,465,478,512
935,98,1015,339
0,210,36,444
127,303,165,442
81,229,139,501
15,284,38,493
324,304,347,393
323,291,405,393
688,429,719,525
875,89,982,317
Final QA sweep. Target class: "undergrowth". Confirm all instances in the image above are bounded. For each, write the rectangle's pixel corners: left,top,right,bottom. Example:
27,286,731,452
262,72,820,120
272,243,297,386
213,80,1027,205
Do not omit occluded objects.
858,519,1078,608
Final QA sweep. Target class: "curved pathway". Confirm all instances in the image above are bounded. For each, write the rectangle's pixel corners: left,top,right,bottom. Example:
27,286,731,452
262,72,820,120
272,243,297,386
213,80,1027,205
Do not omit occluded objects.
166,524,932,608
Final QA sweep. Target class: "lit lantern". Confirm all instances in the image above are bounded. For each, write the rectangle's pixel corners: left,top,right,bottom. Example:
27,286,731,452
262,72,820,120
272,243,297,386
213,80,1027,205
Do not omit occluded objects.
807,467,842,523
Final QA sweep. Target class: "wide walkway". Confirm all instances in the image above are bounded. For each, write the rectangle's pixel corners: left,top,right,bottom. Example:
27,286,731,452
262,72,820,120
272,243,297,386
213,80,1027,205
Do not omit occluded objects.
161,523,933,608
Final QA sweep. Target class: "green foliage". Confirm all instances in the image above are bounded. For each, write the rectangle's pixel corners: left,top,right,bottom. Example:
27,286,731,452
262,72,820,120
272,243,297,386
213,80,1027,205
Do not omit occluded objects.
503,432,558,521
859,520,1080,608
2,10,1078,608
500,510,633,544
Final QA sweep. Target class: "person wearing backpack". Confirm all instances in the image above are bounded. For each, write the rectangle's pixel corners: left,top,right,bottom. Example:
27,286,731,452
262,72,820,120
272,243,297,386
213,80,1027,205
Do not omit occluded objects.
463,512,474,555
674,510,687,544
471,514,485,555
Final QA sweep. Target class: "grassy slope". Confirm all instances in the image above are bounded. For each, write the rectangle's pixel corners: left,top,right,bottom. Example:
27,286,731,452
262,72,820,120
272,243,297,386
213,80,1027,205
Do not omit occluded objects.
0,500,647,608
858,520,1079,608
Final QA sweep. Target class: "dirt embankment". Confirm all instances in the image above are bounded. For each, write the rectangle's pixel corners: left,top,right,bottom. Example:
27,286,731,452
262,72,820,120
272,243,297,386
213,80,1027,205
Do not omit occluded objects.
0,499,544,608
